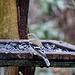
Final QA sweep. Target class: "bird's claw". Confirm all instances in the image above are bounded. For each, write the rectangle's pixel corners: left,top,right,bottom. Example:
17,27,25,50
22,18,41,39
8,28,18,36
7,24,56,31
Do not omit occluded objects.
30,51,37,56
30,51,34,56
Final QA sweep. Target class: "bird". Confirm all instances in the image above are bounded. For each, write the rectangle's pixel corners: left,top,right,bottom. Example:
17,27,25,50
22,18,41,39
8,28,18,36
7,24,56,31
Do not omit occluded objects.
27,33,50,66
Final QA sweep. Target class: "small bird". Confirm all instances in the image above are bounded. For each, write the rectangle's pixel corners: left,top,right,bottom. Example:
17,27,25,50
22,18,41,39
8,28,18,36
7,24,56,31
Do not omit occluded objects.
28,33,50,66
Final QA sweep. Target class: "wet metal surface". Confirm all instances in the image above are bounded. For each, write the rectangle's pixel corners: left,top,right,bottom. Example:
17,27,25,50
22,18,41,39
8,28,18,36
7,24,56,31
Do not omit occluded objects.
0,40,75,53
0,40,75,67
17,0,29,39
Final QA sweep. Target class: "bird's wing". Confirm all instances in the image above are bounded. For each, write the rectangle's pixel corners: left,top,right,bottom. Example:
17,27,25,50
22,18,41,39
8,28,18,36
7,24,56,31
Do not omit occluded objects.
29,42,44,51
29,42,46,58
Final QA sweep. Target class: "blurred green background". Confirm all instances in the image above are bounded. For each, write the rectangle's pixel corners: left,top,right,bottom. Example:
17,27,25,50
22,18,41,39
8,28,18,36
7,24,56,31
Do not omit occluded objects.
28,0,75,44
28,0,75,75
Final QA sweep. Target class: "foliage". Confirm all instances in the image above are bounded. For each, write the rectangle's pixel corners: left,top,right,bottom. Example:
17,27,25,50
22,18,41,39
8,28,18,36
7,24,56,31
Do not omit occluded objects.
40,0,66,15
29,0,67,40
29,21,60,40
72,0,75,7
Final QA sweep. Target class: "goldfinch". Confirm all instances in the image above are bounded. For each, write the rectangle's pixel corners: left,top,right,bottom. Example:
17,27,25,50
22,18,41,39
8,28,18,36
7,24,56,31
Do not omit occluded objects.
28,33,50,66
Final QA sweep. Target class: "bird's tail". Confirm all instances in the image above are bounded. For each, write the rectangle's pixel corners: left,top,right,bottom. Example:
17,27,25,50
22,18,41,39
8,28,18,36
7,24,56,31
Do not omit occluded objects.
43,57,50,66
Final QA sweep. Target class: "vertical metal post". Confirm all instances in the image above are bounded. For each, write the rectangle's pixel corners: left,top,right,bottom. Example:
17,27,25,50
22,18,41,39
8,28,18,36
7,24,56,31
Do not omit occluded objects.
16,0,35,75
19,67,35,75
17,0,29,39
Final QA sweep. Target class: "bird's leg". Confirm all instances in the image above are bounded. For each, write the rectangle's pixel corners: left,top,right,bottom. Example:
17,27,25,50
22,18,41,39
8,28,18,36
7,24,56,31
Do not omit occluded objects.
30,51,34,56
33,52,37,55
30,51,37,56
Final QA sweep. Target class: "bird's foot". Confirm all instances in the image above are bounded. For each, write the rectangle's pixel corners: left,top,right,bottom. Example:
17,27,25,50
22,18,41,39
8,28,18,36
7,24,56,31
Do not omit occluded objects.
30,51,37,56
30,51,34,56
33,53,37,55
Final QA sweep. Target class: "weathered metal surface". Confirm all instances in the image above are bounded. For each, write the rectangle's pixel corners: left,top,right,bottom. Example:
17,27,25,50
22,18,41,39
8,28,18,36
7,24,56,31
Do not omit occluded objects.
0,52,75,60
19,67,35,75
0,39,75,51
45,40,75,51
17,0,29,39
0,59,75,67
0,39,75,67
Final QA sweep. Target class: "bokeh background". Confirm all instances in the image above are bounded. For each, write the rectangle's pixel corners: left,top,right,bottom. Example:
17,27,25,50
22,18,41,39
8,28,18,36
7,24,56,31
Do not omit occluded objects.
28,0,75,75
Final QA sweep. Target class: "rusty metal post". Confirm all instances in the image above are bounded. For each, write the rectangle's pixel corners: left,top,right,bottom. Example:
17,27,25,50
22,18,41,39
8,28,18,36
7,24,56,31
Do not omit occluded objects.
17,0,29,39
16,0,35,75
19,67,35,75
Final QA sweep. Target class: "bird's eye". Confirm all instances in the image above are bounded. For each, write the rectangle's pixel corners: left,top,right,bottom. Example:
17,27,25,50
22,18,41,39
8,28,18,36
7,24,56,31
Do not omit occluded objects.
29,35,30,36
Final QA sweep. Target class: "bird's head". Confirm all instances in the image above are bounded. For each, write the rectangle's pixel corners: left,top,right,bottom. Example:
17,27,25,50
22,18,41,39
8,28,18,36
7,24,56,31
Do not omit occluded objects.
27,33,38,40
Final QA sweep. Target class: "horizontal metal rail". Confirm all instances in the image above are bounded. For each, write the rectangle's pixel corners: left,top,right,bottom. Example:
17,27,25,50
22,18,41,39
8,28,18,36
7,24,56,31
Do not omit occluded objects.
0,40,75,67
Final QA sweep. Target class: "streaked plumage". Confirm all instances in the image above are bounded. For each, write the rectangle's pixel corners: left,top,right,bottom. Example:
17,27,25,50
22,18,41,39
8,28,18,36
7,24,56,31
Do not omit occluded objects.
28,33,50,66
